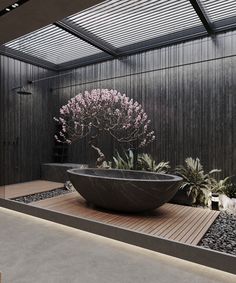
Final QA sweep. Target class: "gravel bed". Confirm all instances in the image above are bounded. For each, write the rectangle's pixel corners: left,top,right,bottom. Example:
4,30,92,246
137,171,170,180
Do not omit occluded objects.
198,211,236,255
12,187,70,204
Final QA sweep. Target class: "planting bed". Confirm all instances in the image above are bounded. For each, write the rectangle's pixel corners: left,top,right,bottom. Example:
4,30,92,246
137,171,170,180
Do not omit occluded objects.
199,212,236,256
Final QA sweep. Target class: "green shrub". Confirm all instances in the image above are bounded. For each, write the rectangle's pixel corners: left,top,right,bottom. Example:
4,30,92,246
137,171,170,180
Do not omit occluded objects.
211,177,236,198
113,150,134,170
224,182,236,198
137,153,170,173
100,150,170,173
175,157,220,206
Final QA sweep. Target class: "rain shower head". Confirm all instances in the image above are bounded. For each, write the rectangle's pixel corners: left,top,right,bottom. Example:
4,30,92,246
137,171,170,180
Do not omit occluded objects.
16,90,32,95
12,85,32,95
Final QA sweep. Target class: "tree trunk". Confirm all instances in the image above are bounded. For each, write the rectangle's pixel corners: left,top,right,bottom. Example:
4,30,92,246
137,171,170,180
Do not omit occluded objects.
133,140,138,170
91,144,106,167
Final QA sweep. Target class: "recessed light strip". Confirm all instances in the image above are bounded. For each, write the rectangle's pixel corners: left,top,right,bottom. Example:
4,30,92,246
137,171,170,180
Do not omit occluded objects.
0,0,30,17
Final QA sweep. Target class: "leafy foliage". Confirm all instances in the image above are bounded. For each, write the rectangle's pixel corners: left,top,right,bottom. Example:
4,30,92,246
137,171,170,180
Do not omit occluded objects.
137,153,170,173
224,182,236,198
175,157,220,206
113,150,134,170
101,149,170,173
211,177,236,198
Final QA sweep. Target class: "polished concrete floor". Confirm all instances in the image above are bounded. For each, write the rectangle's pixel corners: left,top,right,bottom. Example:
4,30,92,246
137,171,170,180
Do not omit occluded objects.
0,207,235,283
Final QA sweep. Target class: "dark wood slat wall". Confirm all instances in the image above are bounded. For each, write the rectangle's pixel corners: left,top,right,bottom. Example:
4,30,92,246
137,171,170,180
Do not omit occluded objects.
0,55,55,185
1,30,236,185
52,31,236,176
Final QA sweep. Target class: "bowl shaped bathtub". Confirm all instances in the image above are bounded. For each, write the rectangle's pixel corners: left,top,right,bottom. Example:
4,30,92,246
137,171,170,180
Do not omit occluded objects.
67,168,182,213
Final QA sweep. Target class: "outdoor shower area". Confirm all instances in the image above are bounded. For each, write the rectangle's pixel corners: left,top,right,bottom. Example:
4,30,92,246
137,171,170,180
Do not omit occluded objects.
0,0,235,275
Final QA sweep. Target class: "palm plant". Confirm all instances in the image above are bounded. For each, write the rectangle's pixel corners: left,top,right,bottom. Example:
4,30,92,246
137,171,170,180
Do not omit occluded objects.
210,177,236,198
138,153,170,173
175,157,220,206
102,150,170,173
113,150,134,170
210,177,230,193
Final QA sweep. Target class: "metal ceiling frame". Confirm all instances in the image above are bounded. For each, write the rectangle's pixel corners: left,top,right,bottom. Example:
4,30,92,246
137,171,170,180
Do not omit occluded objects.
1,0,236,71
116,26,207,57
189,0,214,35
54,19,119,58
0,45,57,70
213,16,236,33
57,52,113,71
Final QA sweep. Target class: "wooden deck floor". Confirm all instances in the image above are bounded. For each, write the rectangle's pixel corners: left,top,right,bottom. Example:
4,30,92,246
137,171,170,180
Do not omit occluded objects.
1,180,64,199
31,192,219,246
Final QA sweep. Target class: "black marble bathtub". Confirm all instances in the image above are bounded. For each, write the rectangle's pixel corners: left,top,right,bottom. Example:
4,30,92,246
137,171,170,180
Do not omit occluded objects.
67,168,182,213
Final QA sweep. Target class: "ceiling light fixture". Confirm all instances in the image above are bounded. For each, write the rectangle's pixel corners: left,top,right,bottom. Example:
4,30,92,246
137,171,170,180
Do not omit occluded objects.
0,0,29,17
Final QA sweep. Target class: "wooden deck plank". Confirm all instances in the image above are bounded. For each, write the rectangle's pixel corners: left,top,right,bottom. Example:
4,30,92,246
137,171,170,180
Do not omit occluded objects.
2,180,64,199
171,209,207,242
184,210,213,244
160,209,204,239
190,211,219,245
30,192,219,246
130,205,182,233
150,206,192,236
187,211,219,245
176,210,210,243
135,205,182,233
169,209,205,242
106,205,178,230
162,206,201,239
146,205,190,234
46,196,78,210
139,205,186,234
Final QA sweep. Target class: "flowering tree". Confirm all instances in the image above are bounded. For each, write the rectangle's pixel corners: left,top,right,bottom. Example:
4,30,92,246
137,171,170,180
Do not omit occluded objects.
54,89,155,165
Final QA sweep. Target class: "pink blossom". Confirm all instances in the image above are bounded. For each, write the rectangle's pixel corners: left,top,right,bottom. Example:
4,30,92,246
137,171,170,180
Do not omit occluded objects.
54,89,155,147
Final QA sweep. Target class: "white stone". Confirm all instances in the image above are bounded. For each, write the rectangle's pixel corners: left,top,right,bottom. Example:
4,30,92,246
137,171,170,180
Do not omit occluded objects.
219,194,236,213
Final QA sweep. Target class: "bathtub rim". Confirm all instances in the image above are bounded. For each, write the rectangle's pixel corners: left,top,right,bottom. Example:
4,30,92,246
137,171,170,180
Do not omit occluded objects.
67,168,183,183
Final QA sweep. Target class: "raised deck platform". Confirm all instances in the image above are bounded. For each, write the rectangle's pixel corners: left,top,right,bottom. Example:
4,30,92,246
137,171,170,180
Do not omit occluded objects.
31,191,219,246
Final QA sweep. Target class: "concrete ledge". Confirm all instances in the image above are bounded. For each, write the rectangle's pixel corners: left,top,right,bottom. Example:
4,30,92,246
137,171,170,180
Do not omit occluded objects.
41,163,88,183
0,198,235,275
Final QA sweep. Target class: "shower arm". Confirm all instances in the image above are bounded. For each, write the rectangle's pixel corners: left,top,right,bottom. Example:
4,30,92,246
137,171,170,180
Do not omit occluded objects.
12,70,76,94
28,71,75,84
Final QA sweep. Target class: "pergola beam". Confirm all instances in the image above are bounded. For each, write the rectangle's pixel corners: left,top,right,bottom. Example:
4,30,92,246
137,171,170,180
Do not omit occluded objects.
57,25,208,71
116,25,207,57
54,19,119,58
3,3,236,71
213,16,236,32
189,0,214,35
57,52,113,71
0,46,57,70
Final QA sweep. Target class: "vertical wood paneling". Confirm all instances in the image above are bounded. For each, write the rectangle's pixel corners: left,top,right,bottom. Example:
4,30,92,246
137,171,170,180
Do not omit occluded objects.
53,31,236,176
1,30,236,185
0,56,55,185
